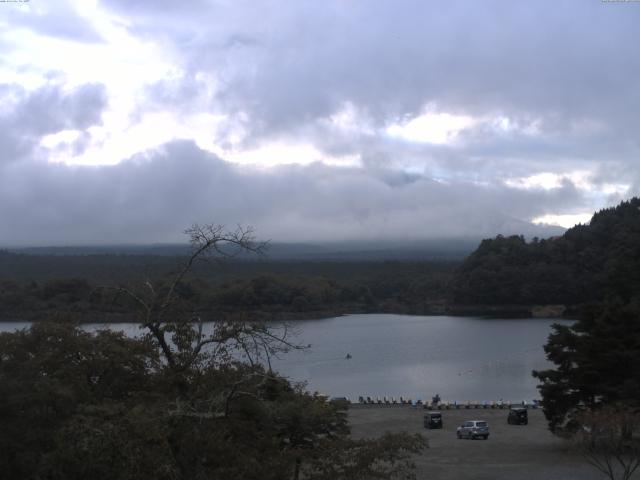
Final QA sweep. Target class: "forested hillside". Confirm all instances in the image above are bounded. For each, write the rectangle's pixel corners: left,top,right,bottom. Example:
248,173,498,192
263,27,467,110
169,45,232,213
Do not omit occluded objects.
453,198,640,306
0,254,455,321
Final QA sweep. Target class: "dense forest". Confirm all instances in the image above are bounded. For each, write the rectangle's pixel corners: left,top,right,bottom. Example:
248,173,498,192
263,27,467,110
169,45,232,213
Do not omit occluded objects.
0,253,455,322
2,198,639,323
453,197,640,308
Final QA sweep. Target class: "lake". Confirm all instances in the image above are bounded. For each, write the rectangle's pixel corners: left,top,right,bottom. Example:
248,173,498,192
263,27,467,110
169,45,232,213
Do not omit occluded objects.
0,314,569,403
272,314,574,403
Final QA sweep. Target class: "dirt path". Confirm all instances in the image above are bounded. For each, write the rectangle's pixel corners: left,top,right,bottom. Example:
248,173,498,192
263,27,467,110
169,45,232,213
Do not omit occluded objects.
349,406,609,480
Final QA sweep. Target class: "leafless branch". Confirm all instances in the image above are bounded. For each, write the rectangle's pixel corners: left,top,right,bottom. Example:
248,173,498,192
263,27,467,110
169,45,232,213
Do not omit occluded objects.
94,224,304,377
575,406,640,480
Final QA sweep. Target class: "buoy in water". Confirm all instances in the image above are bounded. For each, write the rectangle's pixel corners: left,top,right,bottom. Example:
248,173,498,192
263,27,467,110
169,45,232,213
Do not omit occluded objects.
345,353,352,359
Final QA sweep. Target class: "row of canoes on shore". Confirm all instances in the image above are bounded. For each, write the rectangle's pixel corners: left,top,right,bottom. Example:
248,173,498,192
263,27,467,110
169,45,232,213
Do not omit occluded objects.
353,396,541,409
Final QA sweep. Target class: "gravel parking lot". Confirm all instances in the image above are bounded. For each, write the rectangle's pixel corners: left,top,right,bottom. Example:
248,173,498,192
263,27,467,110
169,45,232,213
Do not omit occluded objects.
349,406,607,480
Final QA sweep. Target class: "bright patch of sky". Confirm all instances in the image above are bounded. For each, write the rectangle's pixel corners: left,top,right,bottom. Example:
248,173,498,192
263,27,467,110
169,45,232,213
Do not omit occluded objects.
532,213,594,229
505,172,630,198
505,172,589,191
224,142,361,168
386,107,476,144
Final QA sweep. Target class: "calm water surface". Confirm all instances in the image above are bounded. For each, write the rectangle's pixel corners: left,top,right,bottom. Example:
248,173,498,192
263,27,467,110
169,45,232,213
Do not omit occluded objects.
1,314,570,402
268,314,570,403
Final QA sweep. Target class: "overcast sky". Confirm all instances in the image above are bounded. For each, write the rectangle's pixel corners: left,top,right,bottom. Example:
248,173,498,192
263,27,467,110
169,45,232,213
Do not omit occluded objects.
0,0,638,246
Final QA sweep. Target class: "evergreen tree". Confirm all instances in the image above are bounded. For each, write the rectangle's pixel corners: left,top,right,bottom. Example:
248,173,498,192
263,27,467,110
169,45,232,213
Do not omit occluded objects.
533,300,640,433
453,197,640,307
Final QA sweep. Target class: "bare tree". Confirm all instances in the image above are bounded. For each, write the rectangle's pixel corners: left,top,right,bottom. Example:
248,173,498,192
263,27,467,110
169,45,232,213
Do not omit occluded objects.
574,406,640,480
106,224,301,372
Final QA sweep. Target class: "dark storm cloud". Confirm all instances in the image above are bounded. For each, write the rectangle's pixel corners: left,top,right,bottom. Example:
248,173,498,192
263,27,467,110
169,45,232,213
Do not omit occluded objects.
1,2,636,245
0,82,107,163
103,0,640,185
13,83,107,135
2,1,103,43
0,140,585,246
142,2,638,124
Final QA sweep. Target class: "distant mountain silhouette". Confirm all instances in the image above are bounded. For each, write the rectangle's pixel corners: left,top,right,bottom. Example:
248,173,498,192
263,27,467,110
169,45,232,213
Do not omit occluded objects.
7,222,565,262
8,239,481,261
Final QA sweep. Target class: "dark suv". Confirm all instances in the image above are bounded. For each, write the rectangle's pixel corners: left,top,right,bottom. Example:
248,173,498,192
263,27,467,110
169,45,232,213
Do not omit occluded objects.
456,420,489,440
507,407,528,425
423,411,443,429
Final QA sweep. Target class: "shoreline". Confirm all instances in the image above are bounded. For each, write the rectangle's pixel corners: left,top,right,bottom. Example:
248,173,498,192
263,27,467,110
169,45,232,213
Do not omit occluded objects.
0,303,578,323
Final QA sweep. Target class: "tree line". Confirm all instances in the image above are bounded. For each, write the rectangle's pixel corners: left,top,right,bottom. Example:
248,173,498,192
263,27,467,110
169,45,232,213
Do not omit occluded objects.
521,199,640,479
453,198,640,307
0,258,455,322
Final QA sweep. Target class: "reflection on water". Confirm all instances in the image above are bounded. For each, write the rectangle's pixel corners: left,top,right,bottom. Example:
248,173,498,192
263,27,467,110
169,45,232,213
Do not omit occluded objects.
0,314,570,402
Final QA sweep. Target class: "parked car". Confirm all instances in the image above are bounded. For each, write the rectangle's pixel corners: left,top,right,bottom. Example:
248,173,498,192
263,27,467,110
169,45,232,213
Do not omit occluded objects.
507,407,528,425
456,420,489,440
423,411,443,429
329,396,350,409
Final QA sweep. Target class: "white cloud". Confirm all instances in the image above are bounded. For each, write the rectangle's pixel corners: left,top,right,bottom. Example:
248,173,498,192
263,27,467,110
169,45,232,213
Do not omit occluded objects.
503,171,630,206
0,140,574,246
386,107,475,145
224,142,361,168
532,213,593,229
505,173,568,190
